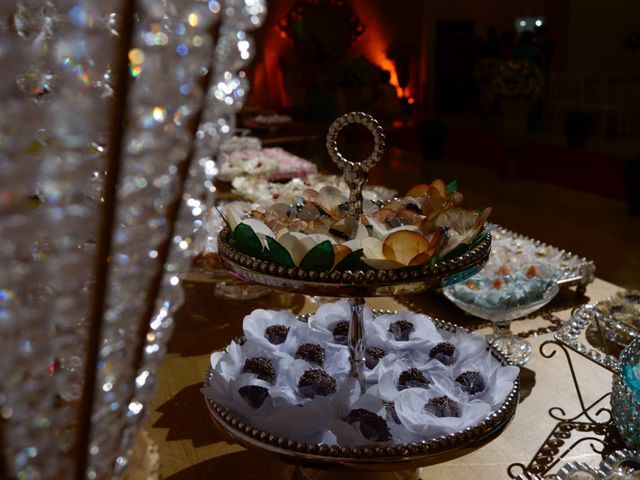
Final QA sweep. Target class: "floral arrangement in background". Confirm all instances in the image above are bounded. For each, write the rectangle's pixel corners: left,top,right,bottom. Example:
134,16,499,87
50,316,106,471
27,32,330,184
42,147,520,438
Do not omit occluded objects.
491,59,545,98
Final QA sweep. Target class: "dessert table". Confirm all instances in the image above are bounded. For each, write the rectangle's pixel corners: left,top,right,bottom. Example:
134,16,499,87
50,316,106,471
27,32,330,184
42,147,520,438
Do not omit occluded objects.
145,276,622,479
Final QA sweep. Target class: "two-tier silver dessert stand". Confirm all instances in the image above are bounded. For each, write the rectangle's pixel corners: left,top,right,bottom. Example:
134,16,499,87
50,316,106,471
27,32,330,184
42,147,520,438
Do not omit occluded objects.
206,112,519,478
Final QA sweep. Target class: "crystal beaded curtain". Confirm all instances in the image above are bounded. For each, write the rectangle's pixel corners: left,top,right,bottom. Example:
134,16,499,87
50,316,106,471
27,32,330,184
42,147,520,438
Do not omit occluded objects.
0,1,266,478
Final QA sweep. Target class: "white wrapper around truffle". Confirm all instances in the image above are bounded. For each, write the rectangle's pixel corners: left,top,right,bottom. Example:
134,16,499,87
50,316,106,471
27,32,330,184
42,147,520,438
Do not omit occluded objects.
208,339,298,406
369,311,442,350
428,328,488,366
209,339,287,383
307,299,375,346
307,300,393,381
285,327,352,375
363,339,394,382
325,393,420,446
245,376,360,445
450,351,520,408
281,358,348,404
204,302,519,447
204,374,274,417
395,387,492,437
367,355,448,402
243,308,303,351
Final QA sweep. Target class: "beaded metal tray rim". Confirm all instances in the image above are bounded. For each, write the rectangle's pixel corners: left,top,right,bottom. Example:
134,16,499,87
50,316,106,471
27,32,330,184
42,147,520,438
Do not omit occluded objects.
217,228,492,297
203,311,520,471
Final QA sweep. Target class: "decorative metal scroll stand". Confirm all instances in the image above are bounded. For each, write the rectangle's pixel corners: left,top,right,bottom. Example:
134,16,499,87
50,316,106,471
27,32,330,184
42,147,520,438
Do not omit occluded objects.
507,305,624,478
326,112,386,392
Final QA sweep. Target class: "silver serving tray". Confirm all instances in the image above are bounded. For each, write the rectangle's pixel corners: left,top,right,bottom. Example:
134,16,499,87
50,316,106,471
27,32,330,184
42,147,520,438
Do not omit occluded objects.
203,311,520,471
517,449,640,479
218,228,492,297
554,303,639,374
490,224,596,293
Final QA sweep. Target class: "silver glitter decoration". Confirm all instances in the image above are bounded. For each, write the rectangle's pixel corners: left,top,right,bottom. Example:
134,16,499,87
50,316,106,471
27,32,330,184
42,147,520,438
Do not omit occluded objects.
1,0,119,477
1,0,264,477
109,0,266,474
85,0,224,478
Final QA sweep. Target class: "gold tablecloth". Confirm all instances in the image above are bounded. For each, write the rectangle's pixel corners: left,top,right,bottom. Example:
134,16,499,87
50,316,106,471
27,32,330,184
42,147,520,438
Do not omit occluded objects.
146,278,621,479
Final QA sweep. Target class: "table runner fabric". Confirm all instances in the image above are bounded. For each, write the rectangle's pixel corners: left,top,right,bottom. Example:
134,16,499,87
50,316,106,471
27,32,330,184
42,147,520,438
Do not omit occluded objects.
146,278,619,479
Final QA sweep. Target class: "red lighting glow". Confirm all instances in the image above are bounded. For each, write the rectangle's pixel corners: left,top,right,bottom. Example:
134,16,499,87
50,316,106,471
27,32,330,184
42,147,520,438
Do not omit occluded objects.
349,1,405,98
251,0,418,109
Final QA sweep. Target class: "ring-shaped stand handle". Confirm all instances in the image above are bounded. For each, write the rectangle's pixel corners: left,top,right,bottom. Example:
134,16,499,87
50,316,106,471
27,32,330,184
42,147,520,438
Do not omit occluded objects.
326,111,386,173
325,112,386,393
325,112,386,225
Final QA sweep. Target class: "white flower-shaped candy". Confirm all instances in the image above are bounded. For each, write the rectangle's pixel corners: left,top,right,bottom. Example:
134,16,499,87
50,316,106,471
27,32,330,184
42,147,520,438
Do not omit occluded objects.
242,308,302,351
425,328,488,368
369,311,442,350
308,299,374,347
395,386,492,438
275,231,334,266
367,356,447,402
252,377,361,445
448,351,519,407
283,326,351,377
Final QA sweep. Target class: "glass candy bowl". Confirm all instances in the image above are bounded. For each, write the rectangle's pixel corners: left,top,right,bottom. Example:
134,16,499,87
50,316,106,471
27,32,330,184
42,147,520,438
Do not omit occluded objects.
443,264,560,365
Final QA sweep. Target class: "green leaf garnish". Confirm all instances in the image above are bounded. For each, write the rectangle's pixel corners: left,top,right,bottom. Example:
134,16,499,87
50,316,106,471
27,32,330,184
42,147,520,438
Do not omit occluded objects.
299,240,334,272
232,223,264,258
446,180,458,193
334,249,365,271
265,236,295,268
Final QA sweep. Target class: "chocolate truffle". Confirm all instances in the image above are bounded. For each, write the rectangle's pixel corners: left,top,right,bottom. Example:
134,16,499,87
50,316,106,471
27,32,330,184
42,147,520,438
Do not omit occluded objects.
398,367,430,390
265,324,289,345
242,357,276,383
345,408,392,442
297,369,337,398
455,371,486,395
365,347,386,369
238,385,270,409
295,343,326,366
424,396,461,418
332,321,350,345
429,342,456,365
388,319,415,341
